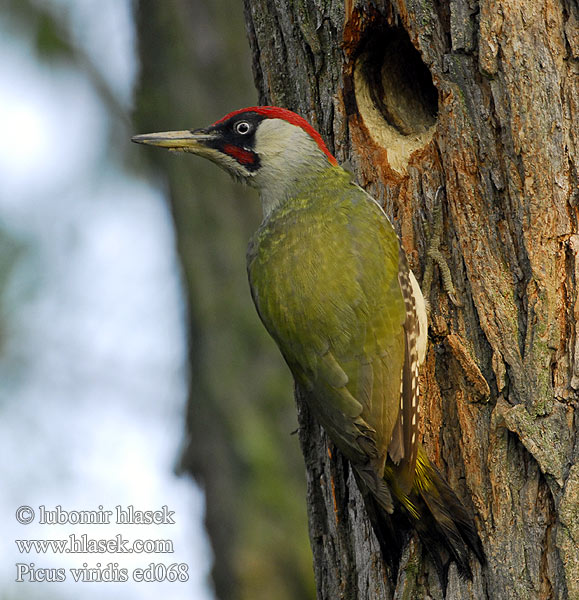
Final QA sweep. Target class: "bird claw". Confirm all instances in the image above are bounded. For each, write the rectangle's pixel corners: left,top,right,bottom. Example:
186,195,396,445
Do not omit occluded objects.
422,186,462,307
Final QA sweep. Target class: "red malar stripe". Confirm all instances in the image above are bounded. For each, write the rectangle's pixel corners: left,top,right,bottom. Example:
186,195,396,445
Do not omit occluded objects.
223,144,256,165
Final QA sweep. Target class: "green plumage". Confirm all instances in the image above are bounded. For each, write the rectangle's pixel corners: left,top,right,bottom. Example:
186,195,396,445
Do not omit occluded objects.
248,166,405,511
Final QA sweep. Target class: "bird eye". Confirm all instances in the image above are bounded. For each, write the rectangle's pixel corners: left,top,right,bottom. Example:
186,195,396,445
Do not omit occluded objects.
234,121,251,135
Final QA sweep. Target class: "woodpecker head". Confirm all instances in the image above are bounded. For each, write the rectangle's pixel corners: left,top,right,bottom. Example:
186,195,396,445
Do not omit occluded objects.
132,107,338,214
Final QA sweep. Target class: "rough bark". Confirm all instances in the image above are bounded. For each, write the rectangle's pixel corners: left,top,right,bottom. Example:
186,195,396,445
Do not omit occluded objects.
243,1,579,598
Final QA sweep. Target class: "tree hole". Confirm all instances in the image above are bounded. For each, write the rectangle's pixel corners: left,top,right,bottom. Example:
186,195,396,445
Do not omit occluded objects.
354,26,438,173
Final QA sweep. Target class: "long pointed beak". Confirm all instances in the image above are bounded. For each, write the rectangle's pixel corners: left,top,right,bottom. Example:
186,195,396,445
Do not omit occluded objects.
131,130,216,152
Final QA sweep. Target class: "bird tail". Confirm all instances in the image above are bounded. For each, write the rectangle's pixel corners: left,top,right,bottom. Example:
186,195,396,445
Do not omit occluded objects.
406,446,485,580
362,445,485,586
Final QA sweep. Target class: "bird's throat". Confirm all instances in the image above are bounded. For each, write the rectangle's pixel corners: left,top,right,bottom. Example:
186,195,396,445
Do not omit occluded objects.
257,162,347,220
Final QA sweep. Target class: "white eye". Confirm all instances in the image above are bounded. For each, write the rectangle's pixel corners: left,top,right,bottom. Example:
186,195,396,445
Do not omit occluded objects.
235,121,251,135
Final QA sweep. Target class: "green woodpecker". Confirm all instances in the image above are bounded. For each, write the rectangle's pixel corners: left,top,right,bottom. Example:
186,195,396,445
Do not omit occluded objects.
133,106,484,579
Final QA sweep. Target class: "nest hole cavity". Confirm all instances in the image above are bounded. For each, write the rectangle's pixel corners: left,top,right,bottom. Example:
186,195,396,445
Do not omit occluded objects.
354,26,438,173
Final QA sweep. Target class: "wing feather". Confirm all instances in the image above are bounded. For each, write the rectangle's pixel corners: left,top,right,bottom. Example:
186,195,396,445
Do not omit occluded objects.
247,176,407,482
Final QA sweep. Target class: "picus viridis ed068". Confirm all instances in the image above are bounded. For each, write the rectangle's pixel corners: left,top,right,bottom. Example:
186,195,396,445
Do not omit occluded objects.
133,106,484,578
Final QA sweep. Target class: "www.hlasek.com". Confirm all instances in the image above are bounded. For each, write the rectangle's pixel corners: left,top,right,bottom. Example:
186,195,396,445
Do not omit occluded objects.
14,504,189,584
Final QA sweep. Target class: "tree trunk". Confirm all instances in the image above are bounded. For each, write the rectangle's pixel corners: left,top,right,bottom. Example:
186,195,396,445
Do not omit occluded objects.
243,1,579,599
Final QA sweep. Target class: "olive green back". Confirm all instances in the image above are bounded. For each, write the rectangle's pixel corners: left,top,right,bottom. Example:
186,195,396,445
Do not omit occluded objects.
247,167,405,469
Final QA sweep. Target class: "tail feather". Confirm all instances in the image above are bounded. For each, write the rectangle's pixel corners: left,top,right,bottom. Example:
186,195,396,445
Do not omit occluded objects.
359,446,485,588
353,470,410,579
413,452,485,577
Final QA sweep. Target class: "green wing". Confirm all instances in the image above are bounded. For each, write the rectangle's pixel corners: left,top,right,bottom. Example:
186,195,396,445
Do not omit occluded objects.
247,173,406,510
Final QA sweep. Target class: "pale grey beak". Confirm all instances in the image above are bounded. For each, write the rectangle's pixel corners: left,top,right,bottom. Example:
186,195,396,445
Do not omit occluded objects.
131,130,217,152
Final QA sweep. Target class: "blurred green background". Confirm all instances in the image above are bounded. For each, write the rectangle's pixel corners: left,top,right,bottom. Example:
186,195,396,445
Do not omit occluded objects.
0,1,313,599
